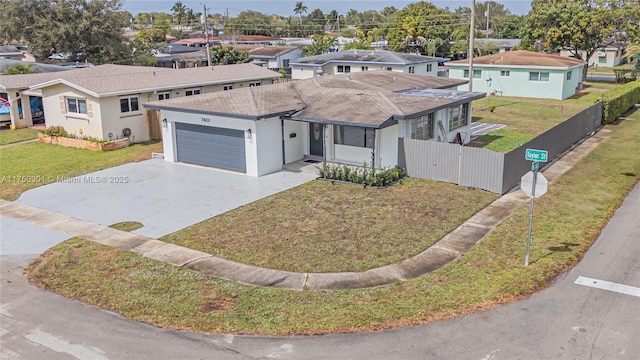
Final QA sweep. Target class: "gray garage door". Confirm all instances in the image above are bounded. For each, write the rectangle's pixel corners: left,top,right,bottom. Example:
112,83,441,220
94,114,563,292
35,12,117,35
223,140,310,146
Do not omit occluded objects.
175,122,246,173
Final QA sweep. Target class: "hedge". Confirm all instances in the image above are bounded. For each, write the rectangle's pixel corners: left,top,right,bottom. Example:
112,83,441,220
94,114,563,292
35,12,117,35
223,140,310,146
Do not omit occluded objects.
602,80,640,124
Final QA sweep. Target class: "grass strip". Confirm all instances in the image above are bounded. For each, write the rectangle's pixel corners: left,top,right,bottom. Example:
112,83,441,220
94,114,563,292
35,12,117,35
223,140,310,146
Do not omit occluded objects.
0,128,41,145
26,111,640,335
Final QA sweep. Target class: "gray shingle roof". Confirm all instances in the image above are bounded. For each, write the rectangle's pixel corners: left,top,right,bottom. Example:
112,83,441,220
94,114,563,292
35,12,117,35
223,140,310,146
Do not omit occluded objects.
144,71,483,128
291,50,445,66
24,63,281,97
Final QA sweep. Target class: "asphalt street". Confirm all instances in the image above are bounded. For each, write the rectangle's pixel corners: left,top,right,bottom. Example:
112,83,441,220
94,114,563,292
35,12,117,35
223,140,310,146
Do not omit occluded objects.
1,181,638,359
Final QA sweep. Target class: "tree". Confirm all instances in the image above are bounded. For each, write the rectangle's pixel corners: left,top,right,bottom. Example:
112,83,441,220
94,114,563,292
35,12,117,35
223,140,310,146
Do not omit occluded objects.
386,2,453,55
129,28,164,66
304,34,337,56
522,0,638,80
326,10,342,32
293,1,308,25
209,46,251,65
343,40,374,50
493,15,525,39
171,1,187,29
625,43,640,69
224,11,272,36
0,0,130,64
4,63,34,75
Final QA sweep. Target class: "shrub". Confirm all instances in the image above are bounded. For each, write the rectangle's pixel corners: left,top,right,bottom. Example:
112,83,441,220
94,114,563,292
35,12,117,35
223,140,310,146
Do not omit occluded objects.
42,126,67,137
317,162,406,187
602,80,640,124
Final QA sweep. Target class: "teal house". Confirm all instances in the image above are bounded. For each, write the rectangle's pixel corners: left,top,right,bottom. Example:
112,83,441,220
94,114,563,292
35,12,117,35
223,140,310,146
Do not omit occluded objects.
447,50,586,100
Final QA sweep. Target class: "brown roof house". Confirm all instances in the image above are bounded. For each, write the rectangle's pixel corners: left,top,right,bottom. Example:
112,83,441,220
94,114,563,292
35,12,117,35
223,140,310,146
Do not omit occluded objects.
8,64,280,140
143,71,484,176
448,50,586,100
228,45,303,69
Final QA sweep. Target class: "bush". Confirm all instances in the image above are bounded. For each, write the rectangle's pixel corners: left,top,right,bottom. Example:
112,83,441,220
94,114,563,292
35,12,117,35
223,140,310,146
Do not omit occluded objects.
317,162,406,187
42,126,67,137
602,80,640,124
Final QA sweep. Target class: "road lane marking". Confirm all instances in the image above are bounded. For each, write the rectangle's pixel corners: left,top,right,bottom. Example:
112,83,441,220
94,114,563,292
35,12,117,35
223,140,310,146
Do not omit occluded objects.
574,276,640,298
25,328,108,360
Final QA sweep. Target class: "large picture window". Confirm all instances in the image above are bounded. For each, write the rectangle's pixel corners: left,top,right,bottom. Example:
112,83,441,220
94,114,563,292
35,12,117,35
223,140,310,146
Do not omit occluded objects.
66,98,87,114
119,96,139,113
334,125,374,148
464,69,482,78
409,113,434,140
449,103,468,130
529,72,549,81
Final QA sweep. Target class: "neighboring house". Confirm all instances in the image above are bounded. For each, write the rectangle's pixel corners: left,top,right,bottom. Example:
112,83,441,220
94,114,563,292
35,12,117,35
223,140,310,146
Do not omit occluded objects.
228,45,303,69
448,50,586,100
0,45,24,61
1,63,281,138
474,39,521,53
143,71,483,176
291,50,445,80
560,45,626,67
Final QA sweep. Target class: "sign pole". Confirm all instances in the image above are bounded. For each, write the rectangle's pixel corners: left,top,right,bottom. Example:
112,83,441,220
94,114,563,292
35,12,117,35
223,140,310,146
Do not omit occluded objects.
525,171,538,267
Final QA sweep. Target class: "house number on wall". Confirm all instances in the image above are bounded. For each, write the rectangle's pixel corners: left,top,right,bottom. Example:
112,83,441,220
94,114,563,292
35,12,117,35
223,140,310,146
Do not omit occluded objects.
201,117,211,123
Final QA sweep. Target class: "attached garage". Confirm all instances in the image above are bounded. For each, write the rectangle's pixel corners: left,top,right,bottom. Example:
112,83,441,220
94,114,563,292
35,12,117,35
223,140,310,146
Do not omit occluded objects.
175,122,246,173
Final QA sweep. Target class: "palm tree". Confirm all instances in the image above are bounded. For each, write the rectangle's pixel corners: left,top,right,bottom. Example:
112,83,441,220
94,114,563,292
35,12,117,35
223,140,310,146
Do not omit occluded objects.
625,43,640,69
171,1,187,29
294,1,308,25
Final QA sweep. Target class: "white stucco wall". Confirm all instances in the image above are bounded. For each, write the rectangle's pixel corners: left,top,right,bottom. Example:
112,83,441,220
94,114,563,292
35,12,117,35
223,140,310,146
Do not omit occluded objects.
99,94,150,142
283,120,305,163
449,65,582,100
378,125,399,168
255,117,284,175
160,110,260,176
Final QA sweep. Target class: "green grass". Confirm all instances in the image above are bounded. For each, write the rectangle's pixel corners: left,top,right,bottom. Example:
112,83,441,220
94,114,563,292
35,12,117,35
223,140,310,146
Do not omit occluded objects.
466,128,533,153
160,179,498,273
0,128,41,145
26,109,640,335
0,141,163,201
109,221,144,232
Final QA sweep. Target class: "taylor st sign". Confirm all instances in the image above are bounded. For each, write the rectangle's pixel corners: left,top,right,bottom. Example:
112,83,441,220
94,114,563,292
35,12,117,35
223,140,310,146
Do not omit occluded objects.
525,148,549,162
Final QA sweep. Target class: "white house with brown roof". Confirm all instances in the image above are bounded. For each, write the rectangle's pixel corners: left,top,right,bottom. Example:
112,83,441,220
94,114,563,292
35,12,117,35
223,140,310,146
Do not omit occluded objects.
447,50,586,100
228,45,303,69
559,46,626,67
143,71,484,176
15,64,280,141
290,50,445,80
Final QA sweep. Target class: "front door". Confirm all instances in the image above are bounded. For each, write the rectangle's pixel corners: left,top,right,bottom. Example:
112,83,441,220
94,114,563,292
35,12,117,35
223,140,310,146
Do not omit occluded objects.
309,123,323,156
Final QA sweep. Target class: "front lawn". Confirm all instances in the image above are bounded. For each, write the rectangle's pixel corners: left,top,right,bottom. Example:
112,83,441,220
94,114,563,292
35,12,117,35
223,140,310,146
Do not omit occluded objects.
161,179,498,273
0,127,41,146
26,109,640,335
0,141,163,201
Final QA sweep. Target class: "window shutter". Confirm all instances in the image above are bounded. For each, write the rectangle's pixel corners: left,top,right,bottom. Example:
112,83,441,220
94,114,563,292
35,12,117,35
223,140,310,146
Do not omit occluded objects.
86,99,93,117
59,96,67,114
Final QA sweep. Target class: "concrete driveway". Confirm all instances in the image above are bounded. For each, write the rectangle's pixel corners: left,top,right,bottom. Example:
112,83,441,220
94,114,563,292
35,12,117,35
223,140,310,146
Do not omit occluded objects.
16,159,316,238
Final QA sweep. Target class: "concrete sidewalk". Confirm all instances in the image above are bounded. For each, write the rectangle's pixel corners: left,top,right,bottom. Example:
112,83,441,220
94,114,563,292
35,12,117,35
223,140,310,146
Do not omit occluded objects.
0,129,612,291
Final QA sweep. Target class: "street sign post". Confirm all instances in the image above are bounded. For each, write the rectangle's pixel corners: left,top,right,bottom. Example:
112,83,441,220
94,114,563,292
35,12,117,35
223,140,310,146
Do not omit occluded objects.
522,148,549,267
520,171,549,267
525,148,548,162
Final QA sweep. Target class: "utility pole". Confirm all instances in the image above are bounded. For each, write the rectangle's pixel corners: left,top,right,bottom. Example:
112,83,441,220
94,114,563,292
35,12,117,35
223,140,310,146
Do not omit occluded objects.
485,2,490,38
203,3,212,67
469,0,475,92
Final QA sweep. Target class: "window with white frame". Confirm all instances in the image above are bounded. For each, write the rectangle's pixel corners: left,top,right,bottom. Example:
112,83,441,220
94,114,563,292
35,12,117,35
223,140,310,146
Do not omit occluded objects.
333,125,375,148
408,66,415,74
449,103,468,130
409,113,434,140
158,92,170,100
249,82,261,87
223,84,233,91
185,88,201,96
427,63,433,72
361,66,368,71
463,69,482,78
337,65,351,73
66,98,87,114
119,96,139,113
529,72,549,81
500,70,510,77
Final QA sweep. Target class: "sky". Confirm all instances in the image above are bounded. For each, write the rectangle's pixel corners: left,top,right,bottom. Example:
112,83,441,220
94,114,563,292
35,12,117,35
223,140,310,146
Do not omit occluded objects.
122,0,533,17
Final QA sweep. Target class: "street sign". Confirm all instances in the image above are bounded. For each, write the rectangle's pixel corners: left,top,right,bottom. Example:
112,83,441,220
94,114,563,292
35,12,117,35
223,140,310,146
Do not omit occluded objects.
525,148,549,162
521,171,548,198
531,161,539,173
